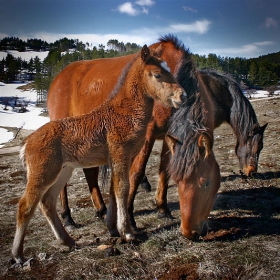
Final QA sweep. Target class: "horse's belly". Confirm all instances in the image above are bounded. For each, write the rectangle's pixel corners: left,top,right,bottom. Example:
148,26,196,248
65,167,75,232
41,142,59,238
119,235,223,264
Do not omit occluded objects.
66,146,109,169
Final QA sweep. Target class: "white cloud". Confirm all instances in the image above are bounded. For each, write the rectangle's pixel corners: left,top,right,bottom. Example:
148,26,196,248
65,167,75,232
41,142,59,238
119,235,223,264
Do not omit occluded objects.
117,0,154,16
170,20,211,34
197,41,275,58
264,17,277,29
183,6,198,13
118,2,139,16
135,0,155,7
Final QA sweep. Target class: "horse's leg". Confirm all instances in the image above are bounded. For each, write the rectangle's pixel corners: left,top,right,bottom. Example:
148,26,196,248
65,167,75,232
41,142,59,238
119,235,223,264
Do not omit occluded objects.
107,152,134,241
12,182,42,263
83,167,107,218
155,139,172,218
140,175,152,192
40,166,76,247
128,132,157,229
59,184,76,228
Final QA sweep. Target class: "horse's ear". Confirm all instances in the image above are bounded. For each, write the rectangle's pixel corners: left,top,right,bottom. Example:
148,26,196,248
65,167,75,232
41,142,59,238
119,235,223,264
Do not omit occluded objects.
165,134,179,155
261,123,268,133
251,123,268,136
141,45,151,64
153,43,163,57
198,132,213,159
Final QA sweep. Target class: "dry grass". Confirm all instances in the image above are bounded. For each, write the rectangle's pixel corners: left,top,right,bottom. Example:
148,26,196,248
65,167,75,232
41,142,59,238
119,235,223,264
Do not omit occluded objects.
0,97,280,279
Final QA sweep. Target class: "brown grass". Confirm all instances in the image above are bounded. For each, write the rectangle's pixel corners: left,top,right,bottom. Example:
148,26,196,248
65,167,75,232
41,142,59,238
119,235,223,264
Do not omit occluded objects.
0,97,280,279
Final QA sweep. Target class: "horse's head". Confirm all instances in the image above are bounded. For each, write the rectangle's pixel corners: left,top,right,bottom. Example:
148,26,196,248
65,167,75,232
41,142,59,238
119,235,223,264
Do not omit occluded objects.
235,123,267,176
166,131,220,240
140,44,186,108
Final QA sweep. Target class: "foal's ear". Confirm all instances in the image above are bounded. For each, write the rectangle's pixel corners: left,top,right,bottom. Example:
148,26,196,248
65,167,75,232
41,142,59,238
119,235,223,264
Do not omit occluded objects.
141,44,151,64
165,134,179,155
153,43,163,58
198,133,213,159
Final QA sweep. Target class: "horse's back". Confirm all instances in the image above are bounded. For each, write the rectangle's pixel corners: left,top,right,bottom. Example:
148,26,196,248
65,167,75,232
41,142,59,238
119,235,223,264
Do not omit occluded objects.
47,53,138,120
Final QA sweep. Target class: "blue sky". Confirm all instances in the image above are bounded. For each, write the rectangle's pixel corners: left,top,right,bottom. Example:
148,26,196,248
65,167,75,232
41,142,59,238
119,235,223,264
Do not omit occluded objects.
0,0,279,58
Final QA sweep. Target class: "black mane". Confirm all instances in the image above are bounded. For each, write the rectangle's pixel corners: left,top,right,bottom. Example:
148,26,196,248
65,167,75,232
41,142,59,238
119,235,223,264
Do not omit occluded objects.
167,91,208,181
200,68,259,142
159,34,198,98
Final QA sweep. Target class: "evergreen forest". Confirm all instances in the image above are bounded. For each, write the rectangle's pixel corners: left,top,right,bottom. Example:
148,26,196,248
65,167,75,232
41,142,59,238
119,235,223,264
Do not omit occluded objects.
1,37,279,98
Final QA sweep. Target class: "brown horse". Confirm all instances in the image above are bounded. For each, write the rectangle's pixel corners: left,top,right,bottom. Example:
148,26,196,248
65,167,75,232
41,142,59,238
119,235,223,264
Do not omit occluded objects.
12,45,186,263
47,35,266,229
165,85,220,239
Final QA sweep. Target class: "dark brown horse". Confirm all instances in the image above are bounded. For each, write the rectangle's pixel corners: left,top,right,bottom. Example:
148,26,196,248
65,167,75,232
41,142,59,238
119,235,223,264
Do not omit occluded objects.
47,35,266,230
12,45,186,263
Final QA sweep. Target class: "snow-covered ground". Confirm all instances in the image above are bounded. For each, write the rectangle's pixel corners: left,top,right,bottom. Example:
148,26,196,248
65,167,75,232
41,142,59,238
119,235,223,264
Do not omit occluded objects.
0,50,49,62
0,82,278,148
0,82,49,148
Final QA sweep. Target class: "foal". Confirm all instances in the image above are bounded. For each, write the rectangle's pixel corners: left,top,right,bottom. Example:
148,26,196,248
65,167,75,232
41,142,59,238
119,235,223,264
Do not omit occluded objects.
12,45,186,263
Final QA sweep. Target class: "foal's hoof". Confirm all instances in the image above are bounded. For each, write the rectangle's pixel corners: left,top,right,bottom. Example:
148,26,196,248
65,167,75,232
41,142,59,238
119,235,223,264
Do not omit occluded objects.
125,233,136,242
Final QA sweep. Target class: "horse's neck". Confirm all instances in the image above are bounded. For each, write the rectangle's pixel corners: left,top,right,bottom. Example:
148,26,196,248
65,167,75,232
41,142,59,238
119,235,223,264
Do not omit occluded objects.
113,63,155,114
199,71,257,142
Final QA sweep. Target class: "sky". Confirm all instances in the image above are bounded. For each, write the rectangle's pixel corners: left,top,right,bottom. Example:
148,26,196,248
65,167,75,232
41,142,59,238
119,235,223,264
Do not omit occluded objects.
0,0,279,58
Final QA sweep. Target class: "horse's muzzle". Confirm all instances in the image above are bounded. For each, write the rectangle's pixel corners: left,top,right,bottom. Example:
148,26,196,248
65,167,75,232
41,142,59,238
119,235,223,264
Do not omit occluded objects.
172,90,187,108
180,220,209,241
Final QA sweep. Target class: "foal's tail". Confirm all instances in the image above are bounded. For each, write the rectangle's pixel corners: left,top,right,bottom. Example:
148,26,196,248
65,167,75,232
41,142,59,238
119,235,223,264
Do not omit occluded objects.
19,140,27,169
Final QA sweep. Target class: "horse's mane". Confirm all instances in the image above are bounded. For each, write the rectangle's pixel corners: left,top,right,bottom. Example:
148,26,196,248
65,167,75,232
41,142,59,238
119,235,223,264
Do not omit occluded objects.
167,91,208,181
200,68,259,141
164,36,207,181
107,54,140,101
159,34,198,97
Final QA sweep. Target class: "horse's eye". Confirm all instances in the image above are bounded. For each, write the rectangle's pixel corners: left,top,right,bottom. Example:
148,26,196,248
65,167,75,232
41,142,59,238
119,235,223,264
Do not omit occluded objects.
154,73,161,79
199,178,210,189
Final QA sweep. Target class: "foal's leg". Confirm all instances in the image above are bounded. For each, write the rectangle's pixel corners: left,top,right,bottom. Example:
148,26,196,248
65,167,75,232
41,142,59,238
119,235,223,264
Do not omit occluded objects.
40,166,76,247
12,181,43,263
155,140,172,218
107,153,134,241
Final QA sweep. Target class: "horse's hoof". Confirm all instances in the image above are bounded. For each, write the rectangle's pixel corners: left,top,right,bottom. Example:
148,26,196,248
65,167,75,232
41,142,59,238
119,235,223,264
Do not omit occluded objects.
158,211,173,219
64,223,77,231
125,232,136,242
109,229,120,238
95,209,107,219
140,181,152,192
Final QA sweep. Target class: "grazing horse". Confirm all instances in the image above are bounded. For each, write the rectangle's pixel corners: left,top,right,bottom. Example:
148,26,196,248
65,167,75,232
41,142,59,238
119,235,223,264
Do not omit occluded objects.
47,35,266,231
141,68,268,222
12,45,186,263
166,86,221,239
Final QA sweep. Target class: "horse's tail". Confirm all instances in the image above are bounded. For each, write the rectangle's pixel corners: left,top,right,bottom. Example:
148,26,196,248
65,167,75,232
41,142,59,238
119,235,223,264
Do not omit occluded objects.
99,165,110,191
19,140,27,169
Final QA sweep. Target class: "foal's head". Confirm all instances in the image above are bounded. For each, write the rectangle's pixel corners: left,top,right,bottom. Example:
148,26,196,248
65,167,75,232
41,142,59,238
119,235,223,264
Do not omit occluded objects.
166,131,220,240
235,123,267,176
140,44,186,108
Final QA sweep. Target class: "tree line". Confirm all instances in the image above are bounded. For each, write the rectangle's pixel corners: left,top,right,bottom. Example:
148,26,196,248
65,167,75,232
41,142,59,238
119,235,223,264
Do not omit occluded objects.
0,37,279,97
193,52,280,88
